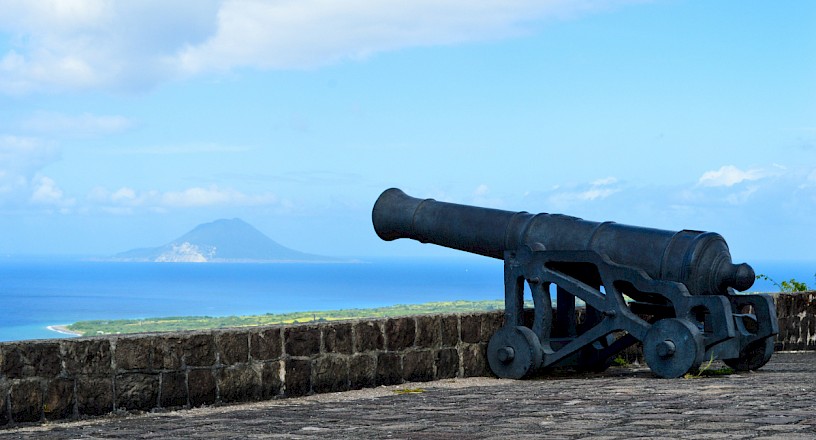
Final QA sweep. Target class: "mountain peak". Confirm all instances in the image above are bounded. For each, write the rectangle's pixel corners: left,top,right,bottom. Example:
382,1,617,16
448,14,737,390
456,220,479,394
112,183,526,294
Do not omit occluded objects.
114,218,332,263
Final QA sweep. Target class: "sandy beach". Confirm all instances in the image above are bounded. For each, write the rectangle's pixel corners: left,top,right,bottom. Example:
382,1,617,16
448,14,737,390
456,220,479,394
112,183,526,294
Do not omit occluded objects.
46,325,82,337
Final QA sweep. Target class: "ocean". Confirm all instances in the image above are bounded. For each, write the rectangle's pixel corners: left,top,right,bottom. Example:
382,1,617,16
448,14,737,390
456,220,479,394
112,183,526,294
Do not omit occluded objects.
0,257,812,343
0,257,505,342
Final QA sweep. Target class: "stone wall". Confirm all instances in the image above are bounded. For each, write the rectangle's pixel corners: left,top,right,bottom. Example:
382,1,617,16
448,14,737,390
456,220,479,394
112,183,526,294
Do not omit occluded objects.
0,311,503,425
774,291,816,350
0,291,814,426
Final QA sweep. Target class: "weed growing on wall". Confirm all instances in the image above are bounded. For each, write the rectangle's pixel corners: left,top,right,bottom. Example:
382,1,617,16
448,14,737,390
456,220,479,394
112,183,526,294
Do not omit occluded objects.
756,274,812,293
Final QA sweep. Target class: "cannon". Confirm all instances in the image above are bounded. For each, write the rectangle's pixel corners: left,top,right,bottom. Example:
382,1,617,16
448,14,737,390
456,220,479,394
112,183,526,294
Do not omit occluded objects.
372,188,777,379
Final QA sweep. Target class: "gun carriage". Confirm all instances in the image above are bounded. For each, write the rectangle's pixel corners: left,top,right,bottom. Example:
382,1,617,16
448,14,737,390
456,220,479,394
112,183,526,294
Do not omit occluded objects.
372,188,777,379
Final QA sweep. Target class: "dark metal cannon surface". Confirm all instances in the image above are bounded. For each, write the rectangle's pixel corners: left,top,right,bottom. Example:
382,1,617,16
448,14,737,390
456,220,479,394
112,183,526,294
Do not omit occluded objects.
373,188,777,379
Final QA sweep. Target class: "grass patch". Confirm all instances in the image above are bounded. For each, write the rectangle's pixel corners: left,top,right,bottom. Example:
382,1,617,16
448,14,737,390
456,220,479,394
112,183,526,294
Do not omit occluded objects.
611,356,629,367
393,388,425,394
683,355,735,378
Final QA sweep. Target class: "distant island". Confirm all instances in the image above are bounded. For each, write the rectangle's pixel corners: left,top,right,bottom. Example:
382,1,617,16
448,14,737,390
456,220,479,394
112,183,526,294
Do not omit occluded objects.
112,218,341,263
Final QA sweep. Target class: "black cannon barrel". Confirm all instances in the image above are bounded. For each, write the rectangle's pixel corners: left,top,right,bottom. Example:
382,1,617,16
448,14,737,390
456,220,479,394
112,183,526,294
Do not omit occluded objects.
372,188,755,295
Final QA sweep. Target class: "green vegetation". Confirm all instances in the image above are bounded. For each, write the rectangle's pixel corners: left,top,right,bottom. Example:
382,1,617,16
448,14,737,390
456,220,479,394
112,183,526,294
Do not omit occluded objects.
756,274,813,293
683,365,735,379
393,388,425,394
66,299,507,336
683,354,735,379
611,356,629,367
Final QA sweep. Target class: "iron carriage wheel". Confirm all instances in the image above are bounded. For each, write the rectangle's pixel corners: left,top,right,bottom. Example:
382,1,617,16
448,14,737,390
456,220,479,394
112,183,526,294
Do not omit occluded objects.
487,326,543,379
643,318,705,378
723,336,775,371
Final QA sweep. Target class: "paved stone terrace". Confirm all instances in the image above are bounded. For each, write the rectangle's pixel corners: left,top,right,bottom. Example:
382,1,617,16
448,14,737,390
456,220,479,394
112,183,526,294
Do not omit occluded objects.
1,352,814,439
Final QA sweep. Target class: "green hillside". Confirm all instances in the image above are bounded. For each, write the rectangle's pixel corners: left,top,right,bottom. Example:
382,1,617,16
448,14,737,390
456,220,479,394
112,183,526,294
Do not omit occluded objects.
66,299,507,336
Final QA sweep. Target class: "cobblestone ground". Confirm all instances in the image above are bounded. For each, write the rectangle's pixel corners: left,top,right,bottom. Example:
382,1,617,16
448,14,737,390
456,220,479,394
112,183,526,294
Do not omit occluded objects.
2,352,815,439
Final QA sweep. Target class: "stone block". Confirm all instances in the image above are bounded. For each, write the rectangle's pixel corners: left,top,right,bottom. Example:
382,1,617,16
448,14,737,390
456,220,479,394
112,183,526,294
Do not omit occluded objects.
435,348,459,379
152,336,183,370
250,327,282,361
440,315,459,347
324,323,353,354
791,295,806,317
786,317,799,344
217,331,250,365
461,314,482,344
160,371,187,408
403,350,434,383
285,358,312,397
2,342,62,379
376,352,403,386
772,295,786,316
313,355,349,394
480,312,504,343
776,317,788,342
10,379,42,423
285,325,321,357
188,369,217,407
386,317,416,351
349,354,376,390
260,361,283,399
77,377,113,416
44,378,74,420
773,294,787,316
115,337,152,371
415,315,441,348
218,364,261,403
64,339,112,377
183,334,216,367
116,373,159,412
462,343,489,377
354,321,384,352
0,383,8,426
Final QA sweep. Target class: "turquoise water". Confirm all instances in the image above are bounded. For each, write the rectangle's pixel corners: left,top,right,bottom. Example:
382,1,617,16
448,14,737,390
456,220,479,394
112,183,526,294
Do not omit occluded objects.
0,257,811,342
0,258,504,342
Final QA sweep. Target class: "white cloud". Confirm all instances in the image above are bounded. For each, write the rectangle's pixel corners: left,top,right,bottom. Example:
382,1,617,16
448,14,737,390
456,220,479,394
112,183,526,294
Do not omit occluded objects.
160,186,268,207
0,135,59,203
545,176,621,208
30,175,75,207
0,135,57,168
698,165,765,188
20,111,133,137
725,185,759,205
176,0,612,73
0,0,643,93
577,187,619,201
88,185,280,210
110,187,137,202
0,0,221,93
592,176,617,186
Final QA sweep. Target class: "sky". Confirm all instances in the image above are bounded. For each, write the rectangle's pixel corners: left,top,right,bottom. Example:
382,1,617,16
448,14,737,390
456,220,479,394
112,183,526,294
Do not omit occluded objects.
0,0,814,261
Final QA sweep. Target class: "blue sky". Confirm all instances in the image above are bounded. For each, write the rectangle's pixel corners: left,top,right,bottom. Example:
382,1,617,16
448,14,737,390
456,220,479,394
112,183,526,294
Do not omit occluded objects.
0,0,814,261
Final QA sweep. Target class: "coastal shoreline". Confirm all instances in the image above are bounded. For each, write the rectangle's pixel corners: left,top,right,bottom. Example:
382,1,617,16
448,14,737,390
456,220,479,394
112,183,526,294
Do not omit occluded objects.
46,325,82,337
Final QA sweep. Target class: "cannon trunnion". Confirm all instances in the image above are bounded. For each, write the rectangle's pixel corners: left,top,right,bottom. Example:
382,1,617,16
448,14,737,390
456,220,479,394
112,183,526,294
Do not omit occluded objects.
373,188,777,379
